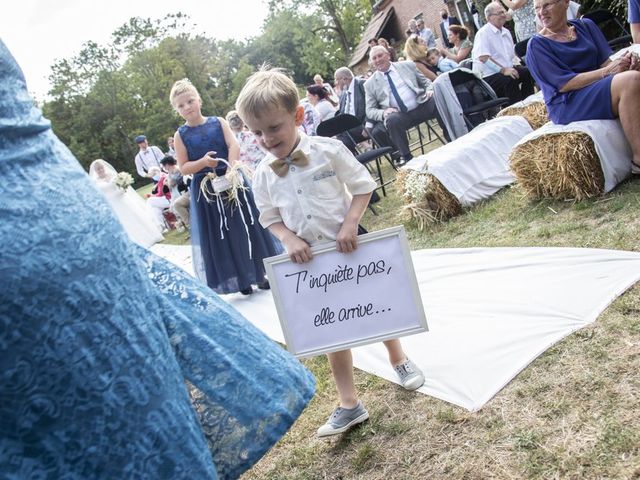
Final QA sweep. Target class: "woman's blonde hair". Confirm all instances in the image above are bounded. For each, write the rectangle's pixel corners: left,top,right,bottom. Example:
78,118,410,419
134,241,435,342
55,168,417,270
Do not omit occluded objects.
403,35,429,62
235,68,299,122
169,78,201,107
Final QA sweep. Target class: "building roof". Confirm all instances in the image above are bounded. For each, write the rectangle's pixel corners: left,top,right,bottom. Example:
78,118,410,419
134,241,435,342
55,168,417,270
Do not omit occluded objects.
348,6,396,68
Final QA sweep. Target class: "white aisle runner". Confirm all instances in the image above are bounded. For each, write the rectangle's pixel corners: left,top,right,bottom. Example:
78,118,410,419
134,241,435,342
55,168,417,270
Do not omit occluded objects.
151,244,640,412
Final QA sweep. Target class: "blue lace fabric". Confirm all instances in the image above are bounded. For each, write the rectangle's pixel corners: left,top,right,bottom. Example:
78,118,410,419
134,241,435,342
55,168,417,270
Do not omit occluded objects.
178,118,283,294
0,41,315,479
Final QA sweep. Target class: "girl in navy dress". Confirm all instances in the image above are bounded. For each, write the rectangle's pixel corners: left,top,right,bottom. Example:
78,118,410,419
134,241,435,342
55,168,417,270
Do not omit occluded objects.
171,78,282,294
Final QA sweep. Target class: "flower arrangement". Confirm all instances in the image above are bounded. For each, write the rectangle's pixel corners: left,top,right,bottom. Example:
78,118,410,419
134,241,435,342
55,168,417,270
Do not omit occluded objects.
199,160,252,206
401,169,429,202
114,171,134,191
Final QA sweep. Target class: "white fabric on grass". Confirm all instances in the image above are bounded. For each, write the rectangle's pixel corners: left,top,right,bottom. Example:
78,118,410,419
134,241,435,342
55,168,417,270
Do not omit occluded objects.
152,244,640,411
404,116,532,206
513,119,633,193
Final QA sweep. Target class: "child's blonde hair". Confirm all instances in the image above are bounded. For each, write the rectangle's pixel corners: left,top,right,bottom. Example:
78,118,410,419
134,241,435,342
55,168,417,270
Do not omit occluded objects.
235,69,299,122
169,78,201,107
403,35,429,63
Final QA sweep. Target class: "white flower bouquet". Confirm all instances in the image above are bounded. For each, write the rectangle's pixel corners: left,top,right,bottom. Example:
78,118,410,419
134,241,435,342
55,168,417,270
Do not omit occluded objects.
114,171,134,191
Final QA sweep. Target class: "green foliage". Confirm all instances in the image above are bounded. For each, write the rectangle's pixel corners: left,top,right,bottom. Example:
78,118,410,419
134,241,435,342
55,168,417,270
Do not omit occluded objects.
579,0,627,19
42,1,372,175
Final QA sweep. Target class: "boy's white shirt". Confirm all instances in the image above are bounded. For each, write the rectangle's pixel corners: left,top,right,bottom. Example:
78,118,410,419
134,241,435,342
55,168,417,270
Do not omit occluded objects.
252,132,376,245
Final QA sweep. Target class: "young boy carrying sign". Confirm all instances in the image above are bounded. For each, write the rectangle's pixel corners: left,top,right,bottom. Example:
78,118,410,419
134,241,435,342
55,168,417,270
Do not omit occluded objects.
236,69,425,437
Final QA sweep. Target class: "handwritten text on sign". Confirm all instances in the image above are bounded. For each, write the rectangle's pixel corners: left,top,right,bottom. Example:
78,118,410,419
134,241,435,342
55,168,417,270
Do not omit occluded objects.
264,227,428,358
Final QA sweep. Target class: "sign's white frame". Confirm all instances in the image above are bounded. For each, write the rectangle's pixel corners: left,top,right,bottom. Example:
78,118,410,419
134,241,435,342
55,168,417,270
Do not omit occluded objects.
264,226,428,358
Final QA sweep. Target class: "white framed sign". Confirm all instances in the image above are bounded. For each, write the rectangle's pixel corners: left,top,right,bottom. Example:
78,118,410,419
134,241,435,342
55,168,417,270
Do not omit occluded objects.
263,226,428,358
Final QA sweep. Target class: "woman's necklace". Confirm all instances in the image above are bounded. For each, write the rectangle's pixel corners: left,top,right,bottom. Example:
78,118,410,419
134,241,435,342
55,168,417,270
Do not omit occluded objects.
543,24,576,41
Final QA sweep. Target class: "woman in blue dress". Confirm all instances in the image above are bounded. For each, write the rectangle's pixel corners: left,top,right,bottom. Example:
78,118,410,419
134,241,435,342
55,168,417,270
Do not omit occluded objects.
0,41,314,479
171,78,282,295
526,0,640,170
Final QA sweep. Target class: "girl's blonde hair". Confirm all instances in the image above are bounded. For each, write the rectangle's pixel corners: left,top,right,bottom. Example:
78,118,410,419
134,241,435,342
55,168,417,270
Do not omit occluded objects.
403,35,429,63
169,78,200,106
235,68,299,123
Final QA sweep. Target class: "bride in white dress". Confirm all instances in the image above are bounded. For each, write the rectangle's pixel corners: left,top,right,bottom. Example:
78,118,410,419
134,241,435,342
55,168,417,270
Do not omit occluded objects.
89,159,164,248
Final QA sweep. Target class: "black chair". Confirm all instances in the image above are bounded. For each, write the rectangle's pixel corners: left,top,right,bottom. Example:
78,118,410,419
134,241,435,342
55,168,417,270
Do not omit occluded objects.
459,58,474,70
447,69,510,130
408,118,447,157
316,114,395,200
582,9,632,51
514,37,530,64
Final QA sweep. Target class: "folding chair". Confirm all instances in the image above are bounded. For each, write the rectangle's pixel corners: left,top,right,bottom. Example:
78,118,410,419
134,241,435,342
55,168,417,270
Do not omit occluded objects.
408,119,447,157
582,9,632,51
514,38,530,65
316,114,395,202
447,69,510,131
459,58,474,70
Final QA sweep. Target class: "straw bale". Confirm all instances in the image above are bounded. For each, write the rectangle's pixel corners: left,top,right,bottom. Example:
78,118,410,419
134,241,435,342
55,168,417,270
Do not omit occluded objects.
497,102,549,130
510,131,604,201
397,169,463,229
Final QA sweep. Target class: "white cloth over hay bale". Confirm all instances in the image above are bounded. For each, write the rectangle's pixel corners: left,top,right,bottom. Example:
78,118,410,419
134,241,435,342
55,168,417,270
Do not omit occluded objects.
400,116,532,226
497,92,549,130
510,120,633,200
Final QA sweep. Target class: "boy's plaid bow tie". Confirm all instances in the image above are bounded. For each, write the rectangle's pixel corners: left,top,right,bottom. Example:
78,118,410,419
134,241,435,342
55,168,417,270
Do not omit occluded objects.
269,150,309,177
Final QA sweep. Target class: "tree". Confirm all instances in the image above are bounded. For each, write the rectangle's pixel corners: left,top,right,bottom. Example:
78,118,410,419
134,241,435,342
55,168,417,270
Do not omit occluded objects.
42,2,372,175
266,0,371,78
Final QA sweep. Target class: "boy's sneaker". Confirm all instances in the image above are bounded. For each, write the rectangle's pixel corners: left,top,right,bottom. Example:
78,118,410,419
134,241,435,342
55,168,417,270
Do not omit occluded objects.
317,400,369,437
394,358,425,391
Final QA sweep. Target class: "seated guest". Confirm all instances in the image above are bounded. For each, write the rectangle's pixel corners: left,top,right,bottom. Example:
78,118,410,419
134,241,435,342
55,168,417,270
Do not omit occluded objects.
160,155,190,230
146,166,171,233
472,1,535,105
440,25,473,64
333,66,393,153
527,0,640,170
426,48,459,73
404,35,439,81
299,98,317,136
313,74,339,103
306,84,338,130
365,45,446,165
226,110,265,168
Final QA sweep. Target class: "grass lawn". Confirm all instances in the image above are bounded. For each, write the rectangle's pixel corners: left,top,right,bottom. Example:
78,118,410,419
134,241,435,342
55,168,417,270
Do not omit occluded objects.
242,141,640,479
139,137,640,479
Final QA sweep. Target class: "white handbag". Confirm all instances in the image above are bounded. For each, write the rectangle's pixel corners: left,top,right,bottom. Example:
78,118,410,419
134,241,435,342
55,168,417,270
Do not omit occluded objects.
210,158,233,193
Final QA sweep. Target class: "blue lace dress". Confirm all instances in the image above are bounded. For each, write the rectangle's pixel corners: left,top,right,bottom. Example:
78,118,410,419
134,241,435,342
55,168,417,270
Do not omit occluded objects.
178,118,282,294
0,40,314,479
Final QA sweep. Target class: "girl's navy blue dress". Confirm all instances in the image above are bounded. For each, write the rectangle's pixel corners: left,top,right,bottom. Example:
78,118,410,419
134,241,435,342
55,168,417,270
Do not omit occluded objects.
179,118,282,294
0,41,314,479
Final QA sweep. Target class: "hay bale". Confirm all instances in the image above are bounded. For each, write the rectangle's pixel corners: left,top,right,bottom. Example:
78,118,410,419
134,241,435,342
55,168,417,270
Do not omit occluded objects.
497,102,549,130
510,131,604,201
397,168,463,229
